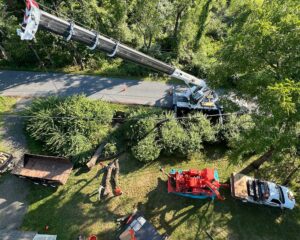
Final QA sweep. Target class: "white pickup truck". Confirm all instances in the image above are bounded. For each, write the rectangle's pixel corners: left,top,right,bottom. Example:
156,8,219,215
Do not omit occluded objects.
230,173,296,209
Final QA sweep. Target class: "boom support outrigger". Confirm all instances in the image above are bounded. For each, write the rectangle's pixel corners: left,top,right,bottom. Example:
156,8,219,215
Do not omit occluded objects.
18,0,221,114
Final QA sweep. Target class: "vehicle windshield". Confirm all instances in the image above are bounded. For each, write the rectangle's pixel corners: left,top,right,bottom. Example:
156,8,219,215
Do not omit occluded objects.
276,185,285,204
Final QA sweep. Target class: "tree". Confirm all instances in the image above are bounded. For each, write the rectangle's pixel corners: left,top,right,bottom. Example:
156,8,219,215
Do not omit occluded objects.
131,0,166,52
160,118,187,155
211,0,300,171
26,95,114,164
222,114,254,149
131,134,162,162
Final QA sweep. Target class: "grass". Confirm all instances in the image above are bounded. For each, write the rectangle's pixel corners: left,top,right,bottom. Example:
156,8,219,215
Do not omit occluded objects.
0,96,18,152
21,148,300,240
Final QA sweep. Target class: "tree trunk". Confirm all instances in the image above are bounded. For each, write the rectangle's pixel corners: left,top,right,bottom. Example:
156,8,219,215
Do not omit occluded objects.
103,162,114,198
86,142,106,169
146,33,152,52
28,43,45,68
0,44,8,60
113,159,120,187
283,165,300,186
173,6,186,38
239,149,274,175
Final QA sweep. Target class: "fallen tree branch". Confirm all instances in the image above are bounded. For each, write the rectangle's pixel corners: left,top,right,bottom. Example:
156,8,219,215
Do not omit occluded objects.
113,159,120,187
103,162,114,198
97,151,125,162
86,142,106,169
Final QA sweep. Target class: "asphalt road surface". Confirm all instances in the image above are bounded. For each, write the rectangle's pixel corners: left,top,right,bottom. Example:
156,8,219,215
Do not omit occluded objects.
0,70,174,107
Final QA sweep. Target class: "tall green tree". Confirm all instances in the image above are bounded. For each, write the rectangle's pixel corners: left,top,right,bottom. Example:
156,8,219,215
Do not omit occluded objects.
211,0,300,171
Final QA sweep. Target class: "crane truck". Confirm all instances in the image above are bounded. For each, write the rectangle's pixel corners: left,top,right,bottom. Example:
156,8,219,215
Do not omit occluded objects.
17,0,222,117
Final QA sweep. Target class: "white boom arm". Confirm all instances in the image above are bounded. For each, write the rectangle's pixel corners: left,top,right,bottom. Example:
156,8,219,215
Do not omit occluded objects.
17,0,210,91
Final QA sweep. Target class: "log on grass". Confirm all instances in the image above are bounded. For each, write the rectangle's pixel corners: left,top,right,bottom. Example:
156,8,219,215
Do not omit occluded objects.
86,142,106,169
103,163,115,198
113,159,120,187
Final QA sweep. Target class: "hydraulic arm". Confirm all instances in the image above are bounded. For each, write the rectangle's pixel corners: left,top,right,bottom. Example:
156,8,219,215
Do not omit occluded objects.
18,0,220,112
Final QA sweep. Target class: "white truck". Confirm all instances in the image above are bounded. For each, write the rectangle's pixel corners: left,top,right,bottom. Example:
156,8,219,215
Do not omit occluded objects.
230,173,296,209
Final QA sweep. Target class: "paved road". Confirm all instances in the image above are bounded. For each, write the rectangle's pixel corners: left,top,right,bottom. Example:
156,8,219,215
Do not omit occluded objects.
0,70,174,107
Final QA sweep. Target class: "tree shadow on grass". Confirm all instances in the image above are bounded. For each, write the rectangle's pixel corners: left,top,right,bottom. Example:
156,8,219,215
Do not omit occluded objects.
22,181,120,239
137,177,219,239
212,190,300,240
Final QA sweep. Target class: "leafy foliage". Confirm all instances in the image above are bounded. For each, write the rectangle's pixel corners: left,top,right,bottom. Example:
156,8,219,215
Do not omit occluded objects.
103,142,118,158
161,117,187,155
211,0,300,164
26,95,114,164
222,114,254,148
131,134,162,162
1,0,236,79
126,111,218,162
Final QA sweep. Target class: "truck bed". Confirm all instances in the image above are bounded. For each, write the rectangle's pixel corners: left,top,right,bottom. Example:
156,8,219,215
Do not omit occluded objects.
231,173,251,199
12,154,73,185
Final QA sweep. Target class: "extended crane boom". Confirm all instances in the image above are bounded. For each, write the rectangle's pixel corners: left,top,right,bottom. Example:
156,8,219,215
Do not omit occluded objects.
18,0,221,114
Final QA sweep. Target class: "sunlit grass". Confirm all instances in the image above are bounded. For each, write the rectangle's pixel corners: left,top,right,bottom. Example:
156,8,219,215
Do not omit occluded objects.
21,151,300,240
0,96,18,152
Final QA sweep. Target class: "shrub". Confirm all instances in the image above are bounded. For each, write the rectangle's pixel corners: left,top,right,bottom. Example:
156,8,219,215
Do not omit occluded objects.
128,116,157,142
161,119,187,155
183,112,218,142
185,130,204,155
131,134,162,162
128,111,220,162
26,95,114,165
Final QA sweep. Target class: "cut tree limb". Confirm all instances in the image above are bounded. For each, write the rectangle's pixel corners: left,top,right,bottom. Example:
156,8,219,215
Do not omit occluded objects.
86,142,106,169
103,162,114,198
114,159,120,187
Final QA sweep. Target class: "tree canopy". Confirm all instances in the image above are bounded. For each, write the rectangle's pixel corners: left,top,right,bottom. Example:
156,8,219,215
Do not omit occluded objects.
1,0,299,168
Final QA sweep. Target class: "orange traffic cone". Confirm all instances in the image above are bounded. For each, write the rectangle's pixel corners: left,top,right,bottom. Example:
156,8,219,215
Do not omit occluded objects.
120,85,127,92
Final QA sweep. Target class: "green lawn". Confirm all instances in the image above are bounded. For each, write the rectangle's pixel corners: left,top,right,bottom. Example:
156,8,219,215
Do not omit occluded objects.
21,148,300,240
0,96,18,152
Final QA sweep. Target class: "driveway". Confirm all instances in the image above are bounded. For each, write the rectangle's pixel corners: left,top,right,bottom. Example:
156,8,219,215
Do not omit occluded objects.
0,175,29,231
0,99,31,238
0,70,173,107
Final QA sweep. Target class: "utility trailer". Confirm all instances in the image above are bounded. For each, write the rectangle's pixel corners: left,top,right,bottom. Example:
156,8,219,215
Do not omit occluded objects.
230,173,296,209
12,154,73,186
